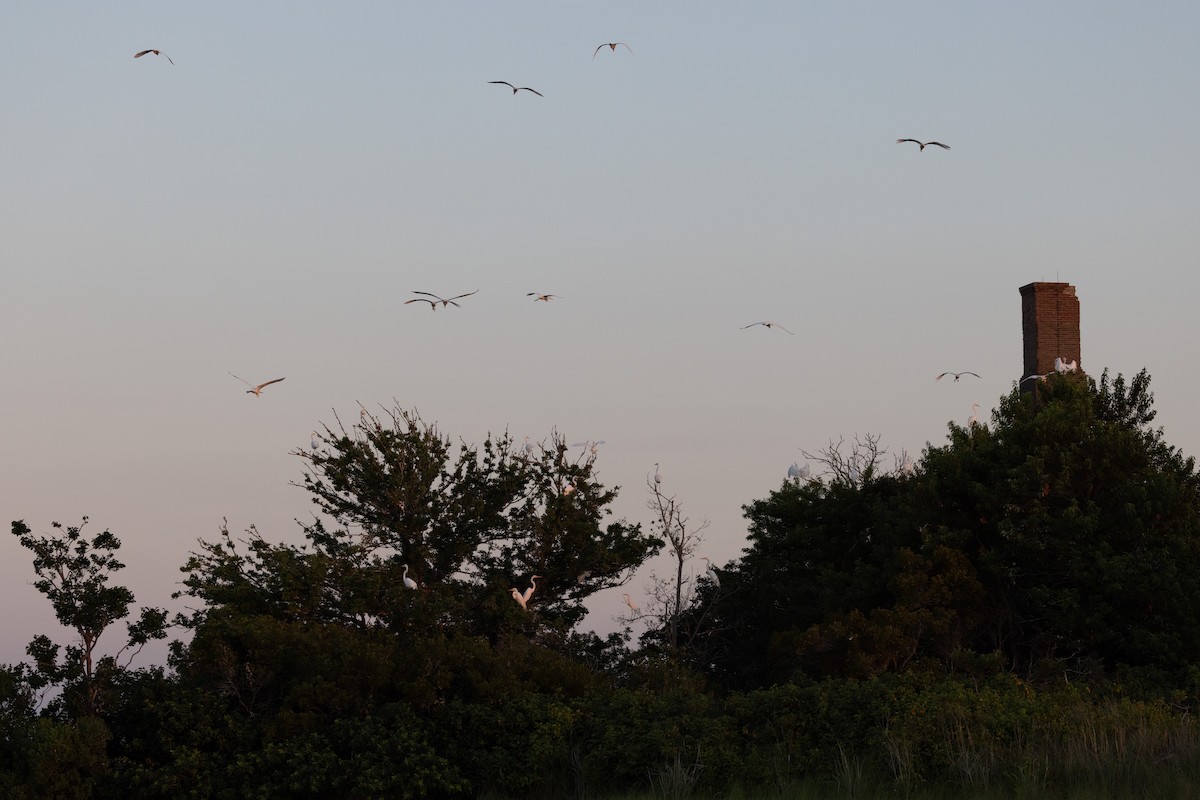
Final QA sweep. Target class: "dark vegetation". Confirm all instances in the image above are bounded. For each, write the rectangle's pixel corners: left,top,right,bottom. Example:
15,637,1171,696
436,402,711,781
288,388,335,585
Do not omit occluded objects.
5,372,1200,799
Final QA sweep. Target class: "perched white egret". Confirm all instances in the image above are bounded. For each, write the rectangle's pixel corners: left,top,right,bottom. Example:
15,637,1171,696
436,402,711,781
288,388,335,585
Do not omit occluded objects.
1054,357,1078,374
562,482,577,496
511,575,542,610
896,139,950,151
968,403,980,427
310,431,320,450
901,456,916,475
787,462,802,479
522,436,535,457
700,556,721,588
622,593,639,612
653,463,662,484
402,564,418,590
229,372,285,397
936,371,981,382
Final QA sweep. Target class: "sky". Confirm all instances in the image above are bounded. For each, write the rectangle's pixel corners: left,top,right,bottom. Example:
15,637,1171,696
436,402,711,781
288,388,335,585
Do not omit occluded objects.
3,2,1199,667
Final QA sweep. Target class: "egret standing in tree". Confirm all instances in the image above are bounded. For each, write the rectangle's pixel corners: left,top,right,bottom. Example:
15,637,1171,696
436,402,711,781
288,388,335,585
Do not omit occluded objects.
402,564,418,590
700,556,721,588
510,575,542,610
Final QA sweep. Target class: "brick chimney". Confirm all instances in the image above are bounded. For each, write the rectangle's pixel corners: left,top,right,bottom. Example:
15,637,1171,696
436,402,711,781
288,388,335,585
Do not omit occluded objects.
1020,282,1080,383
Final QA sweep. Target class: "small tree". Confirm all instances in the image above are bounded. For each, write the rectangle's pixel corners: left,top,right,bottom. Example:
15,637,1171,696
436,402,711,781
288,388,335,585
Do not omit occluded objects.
9,518,168,717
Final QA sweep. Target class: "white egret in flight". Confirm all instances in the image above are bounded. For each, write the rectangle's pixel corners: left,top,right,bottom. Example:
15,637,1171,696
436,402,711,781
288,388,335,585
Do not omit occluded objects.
936,371,981,382
572,440,606,456
489,81,543,97
527,293,560,302
1054,357,1078,374
741,322,794,334
402,565,418,590
1021,373,1050,385
228,372,285,397
134,49,174,64
896,139,950,151
788,462,811,480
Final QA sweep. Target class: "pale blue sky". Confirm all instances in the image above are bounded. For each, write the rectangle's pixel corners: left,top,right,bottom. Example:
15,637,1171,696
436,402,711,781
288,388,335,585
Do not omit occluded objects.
3,2,1199,665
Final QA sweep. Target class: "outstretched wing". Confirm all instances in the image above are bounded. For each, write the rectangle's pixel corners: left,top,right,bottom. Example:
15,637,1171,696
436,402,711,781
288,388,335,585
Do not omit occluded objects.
228,371,253,387
255,377,286,391
516,87,543,97
489,81,516,90
896,139,922,145
926,142,950,149
962,371,980,378
592,44,606,59
447,290,479,302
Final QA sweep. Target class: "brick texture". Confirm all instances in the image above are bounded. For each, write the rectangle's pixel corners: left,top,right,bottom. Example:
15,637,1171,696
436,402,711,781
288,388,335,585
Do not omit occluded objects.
1020,282,1081,383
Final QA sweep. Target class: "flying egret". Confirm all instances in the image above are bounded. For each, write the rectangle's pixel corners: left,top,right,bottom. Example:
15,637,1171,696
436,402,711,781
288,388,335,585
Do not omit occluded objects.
593,42,634,58
1021,373,1050,385
402,564,418,590
134,49,174,64
228,372,285,397
896,139,950,151
936,371,981,382
622,593,639,612
1054,357,1078,374
741,321,794,334
489,81,543,97
527,293,560,302
787,462,811,480
700,556,721,588
511,575,542,610
572,440,606,456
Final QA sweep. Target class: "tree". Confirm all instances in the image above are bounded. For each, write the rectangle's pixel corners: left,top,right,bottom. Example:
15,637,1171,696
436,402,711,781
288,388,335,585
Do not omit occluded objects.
698,370,1200,688
9,518,168,717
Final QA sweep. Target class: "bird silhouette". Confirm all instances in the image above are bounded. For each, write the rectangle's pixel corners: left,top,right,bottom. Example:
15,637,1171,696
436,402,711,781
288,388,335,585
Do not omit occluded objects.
489,81,543,97
527,293,560,302
742,321,794,334
897,139,950,151
229,373,285,397
593,42,634,58
936,371,981,382
134,49,174,64
405,290,478,310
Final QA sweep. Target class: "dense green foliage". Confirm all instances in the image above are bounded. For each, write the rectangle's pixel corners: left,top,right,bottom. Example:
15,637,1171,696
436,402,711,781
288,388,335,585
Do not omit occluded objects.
4,378,1200,798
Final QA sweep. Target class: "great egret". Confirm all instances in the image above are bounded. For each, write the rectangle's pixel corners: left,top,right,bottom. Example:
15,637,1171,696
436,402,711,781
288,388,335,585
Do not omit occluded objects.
700,556,721,588
527,293,560,302
968,403,980,427
489,81,543,97
741,321,794,334
310,431,320,450
1021,373,1050,385
788,462,811,480
228,372,285,397
896,139,950,151
622,593,639,612
522,436,535,457
936,371,981,382
402,564,418,590
593,42,634,58
134,49,174,64
511,575,542,610
562,483,577,496
572,440,606,456
1054,357,1078,374
653,463,662,484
